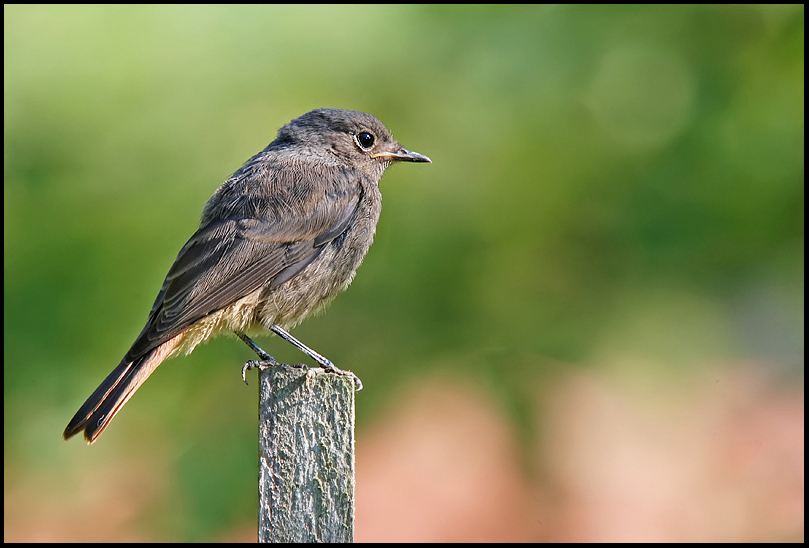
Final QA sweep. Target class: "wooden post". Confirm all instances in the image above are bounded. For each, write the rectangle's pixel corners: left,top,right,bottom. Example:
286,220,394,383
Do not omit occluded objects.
257,365,355,543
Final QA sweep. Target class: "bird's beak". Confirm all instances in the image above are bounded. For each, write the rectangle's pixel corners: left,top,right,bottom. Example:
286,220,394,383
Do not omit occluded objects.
371,147,431,163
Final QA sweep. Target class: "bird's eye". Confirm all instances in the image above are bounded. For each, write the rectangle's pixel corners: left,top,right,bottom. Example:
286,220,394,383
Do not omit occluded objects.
355,132,375,150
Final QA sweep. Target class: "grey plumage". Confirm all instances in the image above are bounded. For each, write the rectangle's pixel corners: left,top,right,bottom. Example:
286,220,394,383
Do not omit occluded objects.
64,109,430,443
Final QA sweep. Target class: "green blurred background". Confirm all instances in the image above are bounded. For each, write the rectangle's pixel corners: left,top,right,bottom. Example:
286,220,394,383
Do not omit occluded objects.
4,5,803,542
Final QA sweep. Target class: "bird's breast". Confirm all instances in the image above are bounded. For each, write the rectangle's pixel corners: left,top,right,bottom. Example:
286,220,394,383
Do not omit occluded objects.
257,187,381,329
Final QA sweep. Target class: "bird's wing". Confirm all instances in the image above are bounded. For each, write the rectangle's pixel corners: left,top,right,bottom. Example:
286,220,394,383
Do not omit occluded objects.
124,175,362,361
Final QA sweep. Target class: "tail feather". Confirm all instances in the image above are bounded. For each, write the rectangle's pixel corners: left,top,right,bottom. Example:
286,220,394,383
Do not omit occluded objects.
64,334,183,443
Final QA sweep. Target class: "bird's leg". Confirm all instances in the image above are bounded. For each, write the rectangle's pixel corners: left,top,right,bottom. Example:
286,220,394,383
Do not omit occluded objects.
236,332,307,384
270,324,363,391
238,332,278,362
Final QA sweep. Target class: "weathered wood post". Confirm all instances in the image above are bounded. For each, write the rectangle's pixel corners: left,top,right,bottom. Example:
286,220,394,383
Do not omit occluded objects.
257,365,356,543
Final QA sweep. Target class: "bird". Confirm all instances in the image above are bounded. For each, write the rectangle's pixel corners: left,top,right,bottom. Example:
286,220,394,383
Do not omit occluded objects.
63,108,431,444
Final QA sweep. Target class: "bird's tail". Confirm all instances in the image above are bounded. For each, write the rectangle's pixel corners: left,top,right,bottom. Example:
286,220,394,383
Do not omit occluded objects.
63,334,183,444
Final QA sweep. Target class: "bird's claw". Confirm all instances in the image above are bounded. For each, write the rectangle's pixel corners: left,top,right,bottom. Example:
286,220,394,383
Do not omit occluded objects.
242,359,276,384
241,356,362,391
242,360,313,384
316,359,363,391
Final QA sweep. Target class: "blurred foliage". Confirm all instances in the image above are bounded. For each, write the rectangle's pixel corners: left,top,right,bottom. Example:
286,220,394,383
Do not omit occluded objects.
4,4,803,542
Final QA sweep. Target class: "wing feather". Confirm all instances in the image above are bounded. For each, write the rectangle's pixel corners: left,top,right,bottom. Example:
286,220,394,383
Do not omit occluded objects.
124,171,361,361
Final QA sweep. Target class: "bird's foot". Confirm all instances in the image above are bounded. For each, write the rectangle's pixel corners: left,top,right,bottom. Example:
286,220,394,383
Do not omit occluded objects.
242,359,311,384
316,358,363,391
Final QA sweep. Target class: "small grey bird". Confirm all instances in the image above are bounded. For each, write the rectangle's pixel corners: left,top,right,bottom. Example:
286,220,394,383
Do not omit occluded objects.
64,108,430,444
